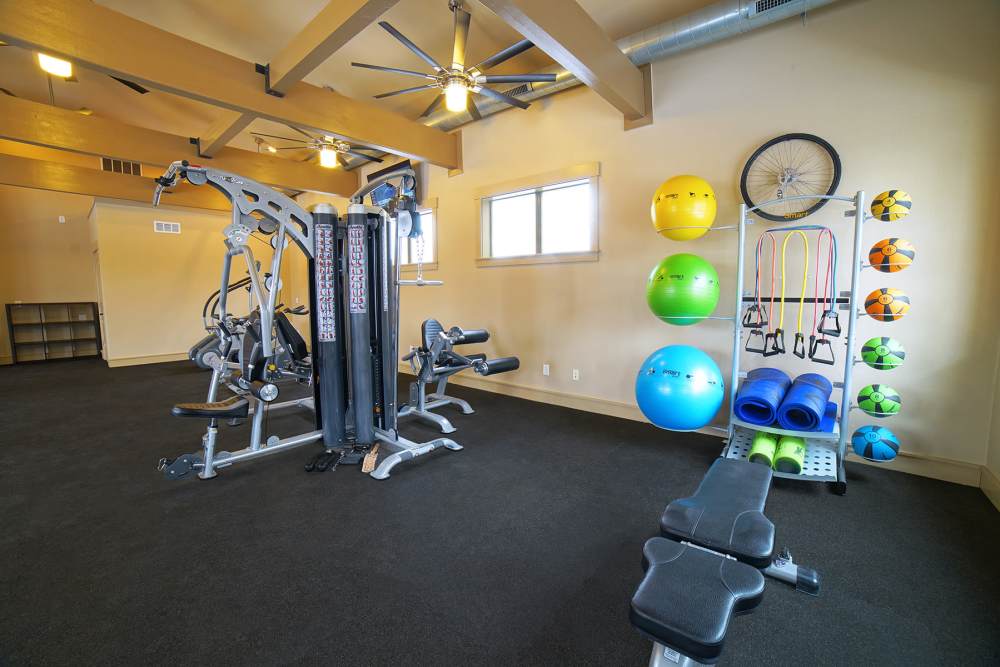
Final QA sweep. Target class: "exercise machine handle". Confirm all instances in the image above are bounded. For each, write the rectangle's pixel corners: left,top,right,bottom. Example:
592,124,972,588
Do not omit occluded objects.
475,357,520,376
398,279,443,286
451,328,489,345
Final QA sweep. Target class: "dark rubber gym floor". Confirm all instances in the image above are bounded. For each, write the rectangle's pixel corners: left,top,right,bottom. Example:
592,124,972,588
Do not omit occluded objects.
2,359,999,665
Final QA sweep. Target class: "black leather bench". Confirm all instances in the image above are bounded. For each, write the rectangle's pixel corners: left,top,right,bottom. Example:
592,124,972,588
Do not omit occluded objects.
630,457,810,665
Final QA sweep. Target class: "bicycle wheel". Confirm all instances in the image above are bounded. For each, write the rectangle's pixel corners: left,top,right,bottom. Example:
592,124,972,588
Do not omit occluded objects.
740,133,842,222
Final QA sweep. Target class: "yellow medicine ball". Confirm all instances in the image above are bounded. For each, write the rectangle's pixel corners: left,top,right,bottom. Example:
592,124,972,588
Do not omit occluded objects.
650,175,717,241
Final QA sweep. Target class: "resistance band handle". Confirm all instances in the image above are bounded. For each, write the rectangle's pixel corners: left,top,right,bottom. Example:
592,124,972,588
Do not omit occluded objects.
742,305,767,329
745,330,767,354
817,310,842,337
809,337,836,365
793,333,807,359
762,330,784,357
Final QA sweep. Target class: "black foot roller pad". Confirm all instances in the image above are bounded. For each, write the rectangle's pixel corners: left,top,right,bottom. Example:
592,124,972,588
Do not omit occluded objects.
172,396,250,419
660,457,775,568
631,538,765,664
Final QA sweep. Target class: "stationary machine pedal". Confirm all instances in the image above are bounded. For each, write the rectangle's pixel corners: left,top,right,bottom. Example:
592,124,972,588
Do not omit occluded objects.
158,453,203,480
172,396,250,419
361,443,380,473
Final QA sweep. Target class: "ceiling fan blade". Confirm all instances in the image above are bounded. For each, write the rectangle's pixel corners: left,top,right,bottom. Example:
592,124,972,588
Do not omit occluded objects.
110,76,150,94
475,85,530,110
351,62,437,80
283,124,317,141
419,93,444,118
374,84,436,99
480,73,557,84
451,7,471,70
467,95,482,121
0,87,16,97
275,146,306,150
250,132,311,144
336,153,349,168
343,150,384,164
378,21,446,73
472,39,533,72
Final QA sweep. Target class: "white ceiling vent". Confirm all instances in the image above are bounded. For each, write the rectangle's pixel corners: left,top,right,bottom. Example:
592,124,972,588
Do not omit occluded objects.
751,0,796,16
153,220,181,234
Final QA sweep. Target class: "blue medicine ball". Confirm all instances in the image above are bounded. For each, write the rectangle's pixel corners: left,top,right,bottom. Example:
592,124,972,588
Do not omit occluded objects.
635,345,725,431
851,425,899,462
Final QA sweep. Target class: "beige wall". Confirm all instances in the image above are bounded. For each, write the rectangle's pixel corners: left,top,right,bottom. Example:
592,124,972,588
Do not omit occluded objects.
383,0,999,473
91,200,277,365
0,185,98,364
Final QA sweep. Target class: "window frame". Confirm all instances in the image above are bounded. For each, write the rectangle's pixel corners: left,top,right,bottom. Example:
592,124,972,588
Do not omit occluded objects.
399,197,438,273
477,163,600,268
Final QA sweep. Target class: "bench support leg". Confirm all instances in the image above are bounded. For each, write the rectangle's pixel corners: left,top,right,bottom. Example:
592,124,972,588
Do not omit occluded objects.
649,643,708,667
369,428,463,480
763,548,821,596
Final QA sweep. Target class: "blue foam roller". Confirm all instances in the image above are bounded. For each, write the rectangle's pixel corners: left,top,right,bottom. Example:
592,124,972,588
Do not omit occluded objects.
777,373,833,431
733,367,792,426
818,401,838,433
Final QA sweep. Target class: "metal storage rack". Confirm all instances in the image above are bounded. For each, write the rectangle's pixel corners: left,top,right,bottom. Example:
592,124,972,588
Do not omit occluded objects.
5,302,102,364
720,191,866,495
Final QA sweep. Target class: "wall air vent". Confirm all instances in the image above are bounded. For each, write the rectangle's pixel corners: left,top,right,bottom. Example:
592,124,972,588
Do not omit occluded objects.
100,157,142,176
153,220,181,234
752,0,796,15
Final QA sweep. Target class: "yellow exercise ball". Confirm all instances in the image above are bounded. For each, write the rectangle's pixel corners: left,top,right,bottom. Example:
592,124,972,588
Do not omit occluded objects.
650,175,717,241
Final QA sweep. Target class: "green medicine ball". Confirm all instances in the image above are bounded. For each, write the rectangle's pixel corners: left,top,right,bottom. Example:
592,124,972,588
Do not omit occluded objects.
861,337,906,370
858,383,901,418
646,253,720,326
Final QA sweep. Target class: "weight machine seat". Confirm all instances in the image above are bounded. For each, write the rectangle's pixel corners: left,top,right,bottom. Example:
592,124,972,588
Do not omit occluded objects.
422,319,445,351
172,395,250,419
660,458,775,569
275,311,308,362
630,538,765,664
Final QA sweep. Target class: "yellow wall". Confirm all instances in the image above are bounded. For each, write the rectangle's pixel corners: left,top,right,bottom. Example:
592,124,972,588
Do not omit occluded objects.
384,0,1000,475
91,200,251,365
0,184,98,364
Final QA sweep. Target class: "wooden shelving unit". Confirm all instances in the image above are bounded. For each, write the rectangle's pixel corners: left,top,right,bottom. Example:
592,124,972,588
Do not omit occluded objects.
5,302,101,364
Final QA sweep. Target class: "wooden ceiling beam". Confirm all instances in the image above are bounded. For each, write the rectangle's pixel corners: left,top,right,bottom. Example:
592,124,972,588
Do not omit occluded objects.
0,95,359,195
0,0,460,168
0,153,229,210
200,0,399,158
481,0,648,121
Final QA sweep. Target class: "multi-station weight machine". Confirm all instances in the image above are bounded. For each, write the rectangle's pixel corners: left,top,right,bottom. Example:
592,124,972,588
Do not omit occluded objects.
153,160,462,481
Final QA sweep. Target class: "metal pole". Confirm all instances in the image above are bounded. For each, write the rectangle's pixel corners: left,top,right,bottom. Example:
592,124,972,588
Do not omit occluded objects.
836,190,866,490
727,205,748,443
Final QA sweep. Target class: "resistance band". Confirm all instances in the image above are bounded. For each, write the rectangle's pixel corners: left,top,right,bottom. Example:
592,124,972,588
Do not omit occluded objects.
744,233,776,353
766,231,809,357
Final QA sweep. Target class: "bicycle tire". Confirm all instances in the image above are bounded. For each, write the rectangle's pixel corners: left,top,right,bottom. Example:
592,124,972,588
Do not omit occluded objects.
740,133,842,222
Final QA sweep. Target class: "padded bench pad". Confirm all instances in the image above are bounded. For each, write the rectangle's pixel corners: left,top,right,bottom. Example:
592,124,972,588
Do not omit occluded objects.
172,395,250,419
630,538,765,664
660,458,775,568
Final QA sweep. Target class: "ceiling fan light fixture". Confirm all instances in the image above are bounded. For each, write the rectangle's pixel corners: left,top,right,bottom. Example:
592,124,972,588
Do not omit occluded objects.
444,80,468,112
319,147,339,168
37,53,73,78
266,144,278,153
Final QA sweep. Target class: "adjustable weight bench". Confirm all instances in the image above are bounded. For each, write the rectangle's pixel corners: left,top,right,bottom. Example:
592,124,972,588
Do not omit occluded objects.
399,319,519,433
630,458,819,665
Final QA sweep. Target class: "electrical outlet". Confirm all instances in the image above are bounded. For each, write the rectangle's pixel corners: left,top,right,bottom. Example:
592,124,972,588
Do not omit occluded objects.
542,363,550,376
572,369,580,381
58,215,66,224
294,296,300,304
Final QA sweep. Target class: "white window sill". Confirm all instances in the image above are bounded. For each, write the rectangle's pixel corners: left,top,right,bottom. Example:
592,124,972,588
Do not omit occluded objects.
400,262,439,273
476,251,600,268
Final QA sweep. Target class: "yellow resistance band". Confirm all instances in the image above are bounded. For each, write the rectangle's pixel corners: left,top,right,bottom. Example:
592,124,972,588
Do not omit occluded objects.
779,231,809,334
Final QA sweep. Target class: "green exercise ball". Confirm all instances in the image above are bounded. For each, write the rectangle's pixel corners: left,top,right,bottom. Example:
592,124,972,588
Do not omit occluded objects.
646,253,720,326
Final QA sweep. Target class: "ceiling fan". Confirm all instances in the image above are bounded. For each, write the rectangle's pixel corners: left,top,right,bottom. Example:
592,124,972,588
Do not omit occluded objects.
250,125,384,168
351,0,555,119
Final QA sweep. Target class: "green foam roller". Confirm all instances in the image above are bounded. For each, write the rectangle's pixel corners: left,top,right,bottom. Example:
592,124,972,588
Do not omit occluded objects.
774,436,806,474
748,431,778,467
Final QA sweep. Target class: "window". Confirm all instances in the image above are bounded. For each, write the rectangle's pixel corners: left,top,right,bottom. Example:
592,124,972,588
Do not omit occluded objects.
399,208,436,269
478,164,599,266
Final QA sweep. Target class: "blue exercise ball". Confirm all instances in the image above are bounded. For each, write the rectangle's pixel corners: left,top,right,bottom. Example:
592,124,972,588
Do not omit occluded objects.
635,345,725,431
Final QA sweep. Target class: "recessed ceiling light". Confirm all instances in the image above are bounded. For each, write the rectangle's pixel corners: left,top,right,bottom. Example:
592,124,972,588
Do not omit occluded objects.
37,53,73,78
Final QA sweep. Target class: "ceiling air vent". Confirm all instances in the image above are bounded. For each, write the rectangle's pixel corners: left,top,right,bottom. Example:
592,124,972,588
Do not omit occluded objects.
153,220,181,234
100,157,142,176
752,0,796,15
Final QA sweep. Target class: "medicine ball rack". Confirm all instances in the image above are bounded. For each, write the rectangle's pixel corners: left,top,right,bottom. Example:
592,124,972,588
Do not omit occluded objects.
712,191,868,495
